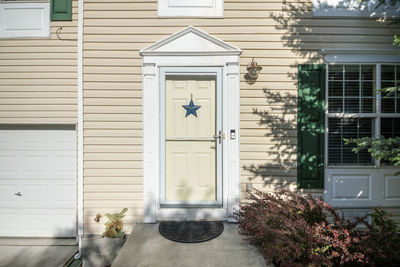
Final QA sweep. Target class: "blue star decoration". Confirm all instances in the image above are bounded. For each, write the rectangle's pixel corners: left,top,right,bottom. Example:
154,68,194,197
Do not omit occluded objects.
182,97,201,117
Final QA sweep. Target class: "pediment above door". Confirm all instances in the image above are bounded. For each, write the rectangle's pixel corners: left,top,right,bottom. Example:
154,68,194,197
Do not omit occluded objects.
140,26,242,56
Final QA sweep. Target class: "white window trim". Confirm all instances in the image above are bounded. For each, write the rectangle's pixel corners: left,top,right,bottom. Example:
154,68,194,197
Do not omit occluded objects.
321,49,400,64
158,0,223,18
325,63,400,168
0,2,50,38
324,62,400,208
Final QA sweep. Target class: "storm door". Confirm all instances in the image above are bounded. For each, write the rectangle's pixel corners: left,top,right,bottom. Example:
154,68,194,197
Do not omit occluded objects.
160,71,222,206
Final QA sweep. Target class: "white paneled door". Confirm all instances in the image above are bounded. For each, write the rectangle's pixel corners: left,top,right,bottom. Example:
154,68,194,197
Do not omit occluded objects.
0,126,76,237
164,76,221,204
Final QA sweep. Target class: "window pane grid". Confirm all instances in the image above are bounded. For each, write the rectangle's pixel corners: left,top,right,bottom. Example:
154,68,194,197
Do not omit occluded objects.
328,118,374,165
327,64,400,166
381,65,399,113
380,118,400,165
328,65,376,113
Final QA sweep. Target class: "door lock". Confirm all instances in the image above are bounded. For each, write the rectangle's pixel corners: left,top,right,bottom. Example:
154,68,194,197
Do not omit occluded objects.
213,130,222,144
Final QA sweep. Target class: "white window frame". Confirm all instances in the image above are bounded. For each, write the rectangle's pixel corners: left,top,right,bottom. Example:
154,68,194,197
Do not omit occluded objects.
0,1,50,38
158,0,223,18
325,63,400,168
324,62,400,208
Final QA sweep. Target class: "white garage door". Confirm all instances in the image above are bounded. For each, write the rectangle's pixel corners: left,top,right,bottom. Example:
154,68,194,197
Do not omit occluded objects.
0,125,77,237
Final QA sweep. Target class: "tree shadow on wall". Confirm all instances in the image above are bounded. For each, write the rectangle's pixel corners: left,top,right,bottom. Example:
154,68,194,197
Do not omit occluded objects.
243,89,297,189
243,0,397,188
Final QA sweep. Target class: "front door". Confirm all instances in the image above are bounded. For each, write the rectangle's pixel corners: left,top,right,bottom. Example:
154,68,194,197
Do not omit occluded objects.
161,73,222,206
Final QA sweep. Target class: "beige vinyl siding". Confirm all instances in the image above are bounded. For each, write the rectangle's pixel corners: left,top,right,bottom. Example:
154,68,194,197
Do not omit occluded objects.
82,0,399,233
0,1,78,123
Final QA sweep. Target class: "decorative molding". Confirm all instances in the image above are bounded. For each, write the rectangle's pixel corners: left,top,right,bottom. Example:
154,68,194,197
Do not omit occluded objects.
140,26,242,56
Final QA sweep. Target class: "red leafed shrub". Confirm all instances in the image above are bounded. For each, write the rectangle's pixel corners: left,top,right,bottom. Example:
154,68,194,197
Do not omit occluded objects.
234,189,400,267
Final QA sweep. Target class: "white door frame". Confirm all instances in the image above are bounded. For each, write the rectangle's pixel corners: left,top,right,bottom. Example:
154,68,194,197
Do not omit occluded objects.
140,26,242,222
159,67,223,207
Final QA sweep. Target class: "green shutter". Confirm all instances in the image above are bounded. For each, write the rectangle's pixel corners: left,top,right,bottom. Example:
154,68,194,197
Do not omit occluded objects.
297,64,325,189
50,0,72,21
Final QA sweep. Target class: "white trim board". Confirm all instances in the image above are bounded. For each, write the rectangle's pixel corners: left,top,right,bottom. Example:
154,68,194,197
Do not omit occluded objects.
77,0,84,256
321,49,400,63
141,26,242,222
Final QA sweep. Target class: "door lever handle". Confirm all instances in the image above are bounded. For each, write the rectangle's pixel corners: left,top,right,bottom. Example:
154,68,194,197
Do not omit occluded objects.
213,130,222,144
15,192,22,196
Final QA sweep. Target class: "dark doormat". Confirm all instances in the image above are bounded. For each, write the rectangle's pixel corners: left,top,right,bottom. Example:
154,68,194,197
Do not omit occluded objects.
159,221,224,243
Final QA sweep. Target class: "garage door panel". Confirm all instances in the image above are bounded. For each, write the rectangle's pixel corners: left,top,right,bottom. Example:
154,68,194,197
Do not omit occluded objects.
54,154,76,174
0,151,75,179
0,155,17,177
22,155,48,174
55,130,76,145
22,212,49,234
0,126,76,237
0,184,18,201
54,184,76,202
0,212,18,233
20,184,48,202
22,130,49,146
0,131,17,145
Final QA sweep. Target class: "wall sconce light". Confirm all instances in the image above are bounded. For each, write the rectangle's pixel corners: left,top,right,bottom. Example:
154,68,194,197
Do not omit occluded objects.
246,58,262,80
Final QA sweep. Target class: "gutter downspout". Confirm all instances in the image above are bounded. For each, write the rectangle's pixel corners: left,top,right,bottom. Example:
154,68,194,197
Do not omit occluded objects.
76,0,84,258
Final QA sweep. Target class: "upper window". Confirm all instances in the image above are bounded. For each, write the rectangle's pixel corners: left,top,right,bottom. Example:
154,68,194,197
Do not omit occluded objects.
313,0,400,18
327,64,400,166
158,0,223,18
0,0,50,38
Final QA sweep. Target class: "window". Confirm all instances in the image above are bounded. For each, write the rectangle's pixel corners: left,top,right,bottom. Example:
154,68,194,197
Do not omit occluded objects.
158,0,223,18
327,64,400,166
0,0,50,38
0,0,71,38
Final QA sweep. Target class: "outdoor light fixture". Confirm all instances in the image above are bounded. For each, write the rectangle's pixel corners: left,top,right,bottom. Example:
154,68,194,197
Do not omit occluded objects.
246,58,262,79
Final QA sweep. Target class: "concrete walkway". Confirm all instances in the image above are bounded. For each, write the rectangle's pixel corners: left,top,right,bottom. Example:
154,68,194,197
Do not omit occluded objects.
0,238,77,267
112,222,270,267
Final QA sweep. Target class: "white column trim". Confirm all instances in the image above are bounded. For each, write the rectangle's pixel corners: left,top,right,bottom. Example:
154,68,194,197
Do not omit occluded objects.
143,63,158,223
226,61,241,222
77,0,84,254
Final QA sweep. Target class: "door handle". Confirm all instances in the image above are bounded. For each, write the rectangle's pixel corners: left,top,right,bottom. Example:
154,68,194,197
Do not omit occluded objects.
213,130,222,144
15,192,22,196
